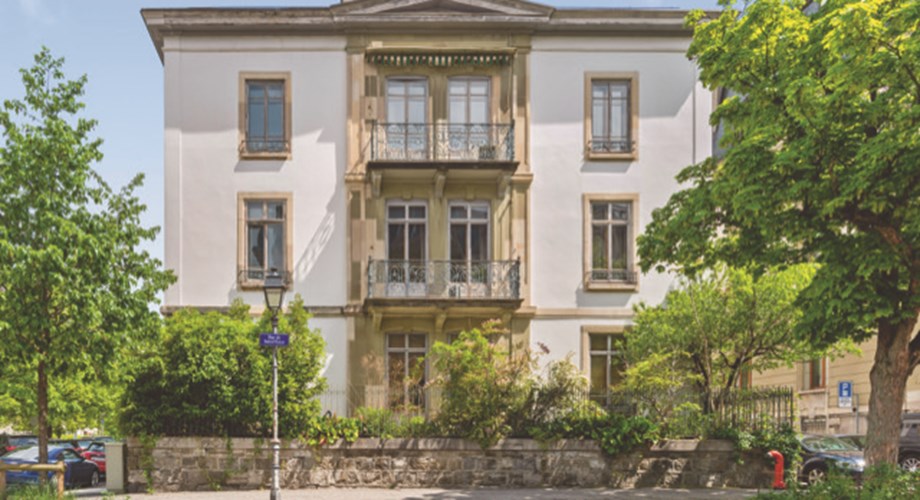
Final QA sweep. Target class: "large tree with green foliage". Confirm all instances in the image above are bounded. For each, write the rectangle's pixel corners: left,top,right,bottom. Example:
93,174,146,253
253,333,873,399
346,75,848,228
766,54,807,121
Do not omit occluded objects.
639,0,920,464
0,49,174,464
626,265,827,412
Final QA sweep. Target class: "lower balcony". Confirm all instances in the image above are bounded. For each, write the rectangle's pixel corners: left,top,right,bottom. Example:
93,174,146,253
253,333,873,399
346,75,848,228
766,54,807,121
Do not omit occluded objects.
367,259,520,304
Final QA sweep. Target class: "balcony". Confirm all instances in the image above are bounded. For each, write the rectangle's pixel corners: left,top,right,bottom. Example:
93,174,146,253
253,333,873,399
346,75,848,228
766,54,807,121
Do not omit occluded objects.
369,122,515,168
367,259,520,303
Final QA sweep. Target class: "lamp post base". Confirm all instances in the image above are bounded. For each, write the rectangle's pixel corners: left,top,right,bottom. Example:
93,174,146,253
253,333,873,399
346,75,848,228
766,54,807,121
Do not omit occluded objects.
270,438,281,500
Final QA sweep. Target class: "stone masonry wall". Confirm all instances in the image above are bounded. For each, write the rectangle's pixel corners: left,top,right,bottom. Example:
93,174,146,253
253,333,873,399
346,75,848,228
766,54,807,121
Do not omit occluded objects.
125,437,774,492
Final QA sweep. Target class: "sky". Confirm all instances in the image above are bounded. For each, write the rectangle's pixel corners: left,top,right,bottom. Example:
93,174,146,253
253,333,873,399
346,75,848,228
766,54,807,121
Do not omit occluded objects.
0,0,725,270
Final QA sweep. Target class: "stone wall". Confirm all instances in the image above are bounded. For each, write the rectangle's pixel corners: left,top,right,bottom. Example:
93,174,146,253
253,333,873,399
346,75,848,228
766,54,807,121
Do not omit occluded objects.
125,437,774,492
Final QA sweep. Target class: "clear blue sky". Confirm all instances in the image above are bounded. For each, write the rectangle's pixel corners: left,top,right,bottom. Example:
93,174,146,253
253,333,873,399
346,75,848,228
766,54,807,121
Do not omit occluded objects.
0,0,724,266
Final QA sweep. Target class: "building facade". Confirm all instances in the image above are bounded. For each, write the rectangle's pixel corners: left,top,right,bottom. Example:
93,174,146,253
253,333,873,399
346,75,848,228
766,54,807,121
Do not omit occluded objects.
143,0,713,415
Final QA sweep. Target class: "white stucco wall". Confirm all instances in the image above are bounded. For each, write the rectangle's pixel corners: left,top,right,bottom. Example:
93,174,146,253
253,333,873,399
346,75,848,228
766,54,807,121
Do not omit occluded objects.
309,316,348,411
162,36,348,309
528,37,713,361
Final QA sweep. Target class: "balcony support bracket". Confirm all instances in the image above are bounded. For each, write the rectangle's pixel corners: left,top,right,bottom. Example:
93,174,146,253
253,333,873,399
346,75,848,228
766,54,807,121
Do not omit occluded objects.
370,171,382,198
434,311,447,337
434,170,447,199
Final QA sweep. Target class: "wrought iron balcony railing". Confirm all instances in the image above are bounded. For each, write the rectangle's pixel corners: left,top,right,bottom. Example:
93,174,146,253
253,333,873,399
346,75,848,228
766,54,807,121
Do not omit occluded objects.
370,122,514,162
586,269,639,284
367,259,520,300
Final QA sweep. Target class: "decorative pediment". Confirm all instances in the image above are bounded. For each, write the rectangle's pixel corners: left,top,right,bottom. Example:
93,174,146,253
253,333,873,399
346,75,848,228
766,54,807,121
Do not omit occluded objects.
332,0,554,17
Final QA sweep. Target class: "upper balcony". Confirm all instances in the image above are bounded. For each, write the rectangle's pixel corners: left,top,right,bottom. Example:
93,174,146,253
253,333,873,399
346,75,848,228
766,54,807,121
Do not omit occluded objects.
366,259,521,307
368,122,516,170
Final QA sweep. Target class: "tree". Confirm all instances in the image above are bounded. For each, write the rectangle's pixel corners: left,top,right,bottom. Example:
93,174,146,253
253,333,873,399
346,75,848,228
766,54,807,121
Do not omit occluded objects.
626,265,829,412
639,0,920,464
0,48,174,465
120,297,328,437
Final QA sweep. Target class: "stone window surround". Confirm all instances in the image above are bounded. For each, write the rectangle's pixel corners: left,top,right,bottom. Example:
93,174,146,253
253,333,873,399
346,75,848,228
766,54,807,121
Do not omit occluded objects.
236,192,294,290
580,325,627,392
584,71,639,162
238,72,292,160
582,193,640,292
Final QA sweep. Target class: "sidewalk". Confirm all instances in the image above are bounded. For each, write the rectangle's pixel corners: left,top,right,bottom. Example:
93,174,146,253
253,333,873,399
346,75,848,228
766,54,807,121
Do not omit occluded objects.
75,487,765,499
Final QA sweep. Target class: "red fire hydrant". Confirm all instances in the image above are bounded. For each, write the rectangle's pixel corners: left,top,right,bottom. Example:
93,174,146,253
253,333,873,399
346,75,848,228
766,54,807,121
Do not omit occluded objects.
767,450,786,490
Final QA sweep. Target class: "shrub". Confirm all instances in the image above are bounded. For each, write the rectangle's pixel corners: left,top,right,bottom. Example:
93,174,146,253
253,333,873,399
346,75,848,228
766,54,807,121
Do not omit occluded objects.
530,401,659,456
302,415,360,446
354,407,434,438
120,296,327,437
757,464,920,499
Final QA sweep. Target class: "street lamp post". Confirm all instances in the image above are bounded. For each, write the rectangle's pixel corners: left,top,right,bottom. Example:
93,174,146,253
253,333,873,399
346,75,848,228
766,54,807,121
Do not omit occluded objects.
263,270,286,500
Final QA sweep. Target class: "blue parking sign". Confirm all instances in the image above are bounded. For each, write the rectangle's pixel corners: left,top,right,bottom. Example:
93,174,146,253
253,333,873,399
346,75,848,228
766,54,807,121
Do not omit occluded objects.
838,381,852,398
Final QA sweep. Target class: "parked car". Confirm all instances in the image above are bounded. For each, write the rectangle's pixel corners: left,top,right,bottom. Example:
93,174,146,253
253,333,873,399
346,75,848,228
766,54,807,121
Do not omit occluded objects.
835,434,866,450
1,435,38,455
81,442,106,476
899,412,920,471
798,435,865,485
1,446,101,488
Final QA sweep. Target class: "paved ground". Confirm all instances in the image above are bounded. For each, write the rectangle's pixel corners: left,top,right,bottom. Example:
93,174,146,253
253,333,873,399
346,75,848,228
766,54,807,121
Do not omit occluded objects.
73,487,767,499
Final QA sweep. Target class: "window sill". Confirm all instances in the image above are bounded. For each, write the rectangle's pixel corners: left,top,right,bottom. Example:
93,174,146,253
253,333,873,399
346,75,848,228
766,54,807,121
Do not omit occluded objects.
798,388,827,395
584,281,639,292
240,151,291,161
585,151,637,162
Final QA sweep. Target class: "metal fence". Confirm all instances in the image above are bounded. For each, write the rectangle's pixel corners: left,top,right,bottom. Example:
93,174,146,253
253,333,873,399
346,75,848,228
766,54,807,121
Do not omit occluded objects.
367,259,521,300
370,122,515,162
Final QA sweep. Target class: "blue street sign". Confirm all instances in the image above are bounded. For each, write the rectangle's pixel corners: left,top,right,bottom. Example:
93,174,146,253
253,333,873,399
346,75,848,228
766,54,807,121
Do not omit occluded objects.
260,333,290,347
838,381,852,399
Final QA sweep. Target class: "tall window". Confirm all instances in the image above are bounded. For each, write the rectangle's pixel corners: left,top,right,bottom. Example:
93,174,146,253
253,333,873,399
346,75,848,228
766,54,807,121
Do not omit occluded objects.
386,78,428,159
245,80,286,154
588,334,624,406
449,202,490,288
387,333,427,410
591,80,631,153
803,358,826,390
386,202,427,296
244,199,287,281
590,200,632,282
448,77,490,158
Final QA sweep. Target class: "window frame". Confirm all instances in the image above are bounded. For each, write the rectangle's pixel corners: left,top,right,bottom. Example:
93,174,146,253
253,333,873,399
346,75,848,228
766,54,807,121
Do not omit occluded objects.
385,200,429,262
582,193,639,291
239,72,292,160
584,72,639,161
237,192,293,289
581,325,627,406
802,358,827,391
385,332,428,410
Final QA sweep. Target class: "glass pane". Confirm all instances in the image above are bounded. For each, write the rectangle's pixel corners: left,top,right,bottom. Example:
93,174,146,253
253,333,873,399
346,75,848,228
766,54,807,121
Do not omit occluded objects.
267,202,284,220
609,356,625,387
610,99,627,140
610,82,629,99
450,225,467,260
408,353,426,382
388,333,405,349
388,81,406,96
408,98,426,123
388,224,405,260
592,101,605,140
470,96,488,123
388,99,405,123
408,224,425,260
388,205,406,219
590,355,608,393
590,334,608,352
592,225,609,270
267,223,284,271
248,225,264,269
267,83,284,99
248,102,265,138
449,96,466,123
247,201,264,220
611,203,629,221
449,80,465,95
611,225,627,269
408,206,426,219
450,205,467,219
471,206,488,220
591,203,608,221
267,101,284,139
470,80,489,96
470,224,488,260
408,81,427,96
408,334,426,349
388,353,406,383
592,83,606,99
248,82,265,99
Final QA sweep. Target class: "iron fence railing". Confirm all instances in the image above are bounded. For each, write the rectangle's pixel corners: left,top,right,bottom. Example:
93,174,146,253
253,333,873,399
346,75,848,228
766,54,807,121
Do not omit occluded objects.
370,122,514,162
240,139,290,155
586,269,639,284
367,259,521,300
237,269,293,284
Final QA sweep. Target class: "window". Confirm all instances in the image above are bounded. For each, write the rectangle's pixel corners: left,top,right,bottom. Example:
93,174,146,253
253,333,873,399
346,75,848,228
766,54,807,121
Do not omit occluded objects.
449,202,490,290
448,77,491,158
386,78,428,160
386,333,427,410
239,73,291,158
802,358,826,390
583,194,638,290
238,193,292,286
585,332,625,407
385,202,427,296
584,72,638,160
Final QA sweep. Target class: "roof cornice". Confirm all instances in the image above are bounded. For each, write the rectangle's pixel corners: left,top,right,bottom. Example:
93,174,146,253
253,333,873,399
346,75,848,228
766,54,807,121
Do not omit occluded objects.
141,1,706,63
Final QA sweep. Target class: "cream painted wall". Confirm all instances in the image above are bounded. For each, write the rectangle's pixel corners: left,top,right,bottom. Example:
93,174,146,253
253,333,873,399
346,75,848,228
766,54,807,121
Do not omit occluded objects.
528,37,713,358
162,36,349,391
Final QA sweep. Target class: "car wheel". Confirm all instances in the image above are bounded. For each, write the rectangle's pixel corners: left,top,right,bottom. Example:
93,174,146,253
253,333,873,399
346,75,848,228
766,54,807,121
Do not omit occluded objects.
90,470,100,488
805,464,827,486
900,454,920,472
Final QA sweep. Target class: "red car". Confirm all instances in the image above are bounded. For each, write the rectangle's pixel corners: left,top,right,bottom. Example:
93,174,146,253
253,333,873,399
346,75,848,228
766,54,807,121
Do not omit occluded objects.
81,442,106,475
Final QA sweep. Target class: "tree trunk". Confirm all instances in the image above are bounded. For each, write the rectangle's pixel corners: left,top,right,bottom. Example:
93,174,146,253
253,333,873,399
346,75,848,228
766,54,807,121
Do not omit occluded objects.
37,358,50,483
865,318,914,465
